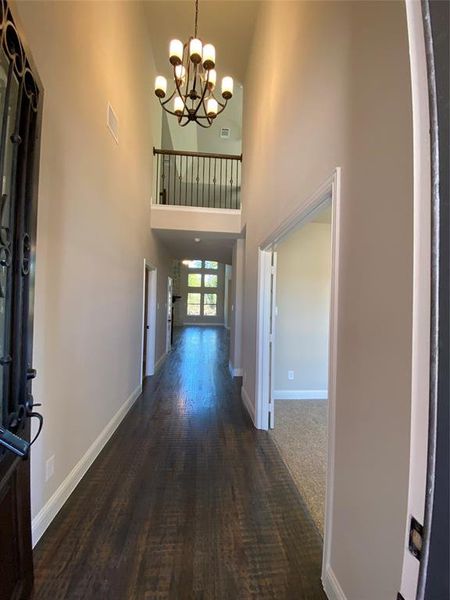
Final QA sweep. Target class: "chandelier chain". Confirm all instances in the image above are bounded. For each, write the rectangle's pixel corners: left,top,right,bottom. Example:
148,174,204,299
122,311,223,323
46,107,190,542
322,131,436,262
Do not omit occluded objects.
194,0,199,37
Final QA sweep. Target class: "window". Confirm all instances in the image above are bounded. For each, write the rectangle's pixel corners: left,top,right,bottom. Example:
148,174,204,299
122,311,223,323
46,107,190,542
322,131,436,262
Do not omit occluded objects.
188,273,202,287
203,293,217,316
204,274,217,288
187,293,201,315
188,260,203,269
186,260,219,318
204,261,218,270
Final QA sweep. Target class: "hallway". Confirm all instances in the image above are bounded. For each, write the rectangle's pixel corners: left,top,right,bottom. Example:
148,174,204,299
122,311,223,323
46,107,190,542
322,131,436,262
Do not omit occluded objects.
32,327,325,599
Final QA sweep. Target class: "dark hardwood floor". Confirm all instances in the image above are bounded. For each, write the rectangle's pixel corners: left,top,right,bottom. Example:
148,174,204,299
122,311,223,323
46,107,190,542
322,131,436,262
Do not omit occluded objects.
32,326,326,599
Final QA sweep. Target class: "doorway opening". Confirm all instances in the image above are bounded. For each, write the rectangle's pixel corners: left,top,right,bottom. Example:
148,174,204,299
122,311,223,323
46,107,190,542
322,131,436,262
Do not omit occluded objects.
255,169,341,582
142,261,157,380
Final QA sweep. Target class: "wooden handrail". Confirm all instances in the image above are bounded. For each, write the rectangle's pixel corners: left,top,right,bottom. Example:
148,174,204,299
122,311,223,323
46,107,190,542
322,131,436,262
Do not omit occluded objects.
153,147,242,161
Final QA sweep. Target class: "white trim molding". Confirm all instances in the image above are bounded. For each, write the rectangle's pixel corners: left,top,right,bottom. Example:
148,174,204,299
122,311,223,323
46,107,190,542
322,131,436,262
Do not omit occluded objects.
228,361,243,377
322,566,348,600
151,203,241,216
31,384,142,547
241,386,255,425
273,390,328,400
399,2,432,598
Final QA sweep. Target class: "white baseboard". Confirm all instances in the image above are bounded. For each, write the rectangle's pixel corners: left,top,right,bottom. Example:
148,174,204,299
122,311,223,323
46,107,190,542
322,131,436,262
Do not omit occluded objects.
31,383,142,547
241,386,256,425
228,361,243,377
322,565,347,600
154,351,167,373
273,389,328,400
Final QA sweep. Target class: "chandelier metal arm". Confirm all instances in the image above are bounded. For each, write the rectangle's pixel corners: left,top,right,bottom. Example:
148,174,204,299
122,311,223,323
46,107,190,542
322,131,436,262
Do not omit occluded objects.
192,69,210,118
160,89,177,107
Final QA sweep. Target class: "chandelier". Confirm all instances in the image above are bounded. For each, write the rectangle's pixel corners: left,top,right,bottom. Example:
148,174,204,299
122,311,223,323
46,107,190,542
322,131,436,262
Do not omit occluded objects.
154,0,234,128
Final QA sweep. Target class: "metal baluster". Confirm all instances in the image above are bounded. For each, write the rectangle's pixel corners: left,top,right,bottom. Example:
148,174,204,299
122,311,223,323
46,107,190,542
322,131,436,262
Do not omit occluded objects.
237,160,241,209
168,153,171,205
162,154,166,205
208,157,211,208
156,153,160,204
174,155,177,205
225,160,229,209
196,155,199,207
213,158,217,208
185,155,188,206
191,154,194,207
202,157,205,208
219,158,222,208
179,155,182,206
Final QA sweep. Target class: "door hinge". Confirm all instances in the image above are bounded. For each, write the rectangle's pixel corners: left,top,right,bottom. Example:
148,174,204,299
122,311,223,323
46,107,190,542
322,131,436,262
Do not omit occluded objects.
408,515,423,561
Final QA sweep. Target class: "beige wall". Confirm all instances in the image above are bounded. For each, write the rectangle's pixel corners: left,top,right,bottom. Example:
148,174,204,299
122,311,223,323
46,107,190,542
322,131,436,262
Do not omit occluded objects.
241,2,413,599
274,222,331,393
13,0,172,537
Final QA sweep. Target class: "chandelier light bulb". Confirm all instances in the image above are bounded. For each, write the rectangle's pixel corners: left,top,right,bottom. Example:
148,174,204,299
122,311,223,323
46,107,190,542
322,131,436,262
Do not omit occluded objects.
207,98,218,118
175,65,186,82
169,39,183,65
221,76,233,100
174,96,184,116
207,69,217,90
189,38,202,64
202,44,216,70
154,76,167,98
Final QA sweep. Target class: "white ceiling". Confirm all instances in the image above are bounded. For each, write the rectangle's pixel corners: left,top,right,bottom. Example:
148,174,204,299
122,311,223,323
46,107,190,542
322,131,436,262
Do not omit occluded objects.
153,228,239,264
145,1,260,84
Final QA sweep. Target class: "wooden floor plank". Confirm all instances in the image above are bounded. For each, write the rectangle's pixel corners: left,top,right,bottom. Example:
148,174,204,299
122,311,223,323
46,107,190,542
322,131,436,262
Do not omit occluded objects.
32,326,326,599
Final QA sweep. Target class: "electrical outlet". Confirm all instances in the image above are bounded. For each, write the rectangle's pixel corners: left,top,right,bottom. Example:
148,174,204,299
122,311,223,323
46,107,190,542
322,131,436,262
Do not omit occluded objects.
46,455,55,482
288,370,294,380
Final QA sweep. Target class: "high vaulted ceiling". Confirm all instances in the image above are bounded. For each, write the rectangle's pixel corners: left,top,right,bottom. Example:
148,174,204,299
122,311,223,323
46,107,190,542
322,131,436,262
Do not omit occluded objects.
145,1,260,84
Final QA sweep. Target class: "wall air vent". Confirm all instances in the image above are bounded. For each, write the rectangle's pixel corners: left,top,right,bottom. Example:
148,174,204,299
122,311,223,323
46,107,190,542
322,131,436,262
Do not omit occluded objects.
107,102,119,144
220,127,231,139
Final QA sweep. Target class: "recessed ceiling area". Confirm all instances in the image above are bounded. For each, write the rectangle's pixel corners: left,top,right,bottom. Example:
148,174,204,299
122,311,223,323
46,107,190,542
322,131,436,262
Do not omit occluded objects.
153,228,239,264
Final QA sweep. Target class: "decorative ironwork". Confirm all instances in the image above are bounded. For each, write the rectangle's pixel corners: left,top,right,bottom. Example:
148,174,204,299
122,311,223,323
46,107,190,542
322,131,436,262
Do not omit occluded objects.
153,147,241,209
154,0,233,128
0,0,42,443
0,1,39,110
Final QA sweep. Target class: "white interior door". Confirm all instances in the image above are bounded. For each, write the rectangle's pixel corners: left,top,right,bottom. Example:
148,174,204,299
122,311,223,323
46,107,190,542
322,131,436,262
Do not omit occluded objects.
268,250,277,429
166,276,173,352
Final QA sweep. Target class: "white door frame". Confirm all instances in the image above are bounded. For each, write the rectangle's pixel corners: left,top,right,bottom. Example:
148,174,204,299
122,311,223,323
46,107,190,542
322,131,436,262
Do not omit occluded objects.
141,260,157,380
255,167,342,587
166,276,173,353
399,2,431,598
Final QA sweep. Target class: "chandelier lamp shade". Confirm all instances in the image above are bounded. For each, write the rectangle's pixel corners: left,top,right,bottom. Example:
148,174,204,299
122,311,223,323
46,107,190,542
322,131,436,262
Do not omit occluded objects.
154,0,234,128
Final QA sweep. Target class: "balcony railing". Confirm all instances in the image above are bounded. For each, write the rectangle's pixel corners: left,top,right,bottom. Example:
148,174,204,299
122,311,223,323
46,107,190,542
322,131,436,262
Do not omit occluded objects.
153,148,242,210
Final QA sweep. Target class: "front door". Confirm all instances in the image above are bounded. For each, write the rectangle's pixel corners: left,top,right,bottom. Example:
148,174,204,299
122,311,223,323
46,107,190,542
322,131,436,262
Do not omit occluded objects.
0,4,43,599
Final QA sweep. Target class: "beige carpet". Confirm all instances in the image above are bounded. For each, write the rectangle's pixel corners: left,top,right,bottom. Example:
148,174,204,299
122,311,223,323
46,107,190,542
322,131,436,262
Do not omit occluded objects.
270,399,328,535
